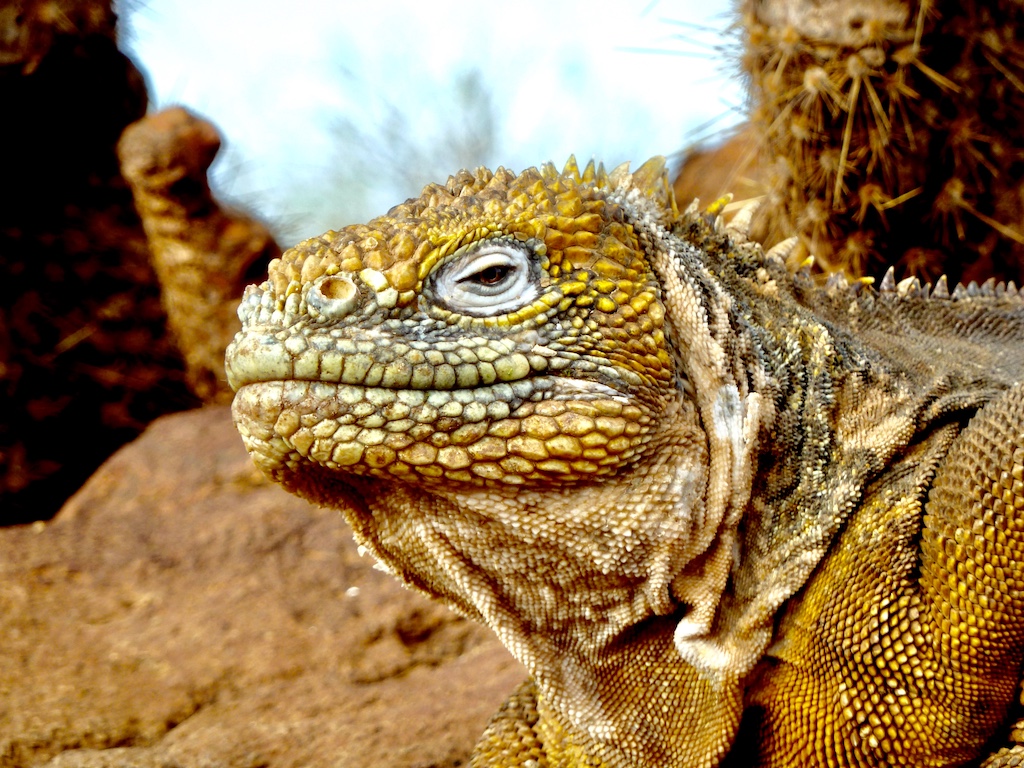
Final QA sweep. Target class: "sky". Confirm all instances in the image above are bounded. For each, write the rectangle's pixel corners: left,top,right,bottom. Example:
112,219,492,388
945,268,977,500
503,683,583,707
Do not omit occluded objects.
116,1,745,244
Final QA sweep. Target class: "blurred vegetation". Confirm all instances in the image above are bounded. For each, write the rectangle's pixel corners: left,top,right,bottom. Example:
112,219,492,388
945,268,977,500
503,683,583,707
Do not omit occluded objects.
280,69,498,245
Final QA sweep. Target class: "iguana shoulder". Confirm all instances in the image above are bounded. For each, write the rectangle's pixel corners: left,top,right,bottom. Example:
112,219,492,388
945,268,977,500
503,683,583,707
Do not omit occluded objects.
226,157,1024,767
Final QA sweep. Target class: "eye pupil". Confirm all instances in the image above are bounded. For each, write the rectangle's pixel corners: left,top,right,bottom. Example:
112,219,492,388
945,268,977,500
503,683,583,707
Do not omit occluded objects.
472,265,511,285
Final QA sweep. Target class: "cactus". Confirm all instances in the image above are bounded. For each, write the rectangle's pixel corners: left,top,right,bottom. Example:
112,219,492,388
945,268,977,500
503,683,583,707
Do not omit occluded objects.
725,0,1024,283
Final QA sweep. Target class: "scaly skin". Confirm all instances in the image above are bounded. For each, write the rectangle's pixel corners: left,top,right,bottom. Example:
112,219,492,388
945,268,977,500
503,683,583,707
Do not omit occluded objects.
226,158,1024,766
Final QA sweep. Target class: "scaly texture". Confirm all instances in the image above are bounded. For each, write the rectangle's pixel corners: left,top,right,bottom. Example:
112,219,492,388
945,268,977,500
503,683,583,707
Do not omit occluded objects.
226,158,1024,766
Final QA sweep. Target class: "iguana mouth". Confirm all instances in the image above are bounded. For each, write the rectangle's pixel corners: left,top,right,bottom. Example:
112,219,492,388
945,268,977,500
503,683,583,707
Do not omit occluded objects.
225,326,539,393
230,373,650,488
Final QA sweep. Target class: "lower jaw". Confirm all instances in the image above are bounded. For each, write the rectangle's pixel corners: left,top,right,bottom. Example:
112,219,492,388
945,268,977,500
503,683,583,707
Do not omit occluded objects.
230,377,652,489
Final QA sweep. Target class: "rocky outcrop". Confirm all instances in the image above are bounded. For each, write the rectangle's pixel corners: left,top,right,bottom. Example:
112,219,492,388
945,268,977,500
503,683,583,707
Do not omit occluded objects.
118,108,278,404
0,4,277,525
1,0,187,525
0,406,523,767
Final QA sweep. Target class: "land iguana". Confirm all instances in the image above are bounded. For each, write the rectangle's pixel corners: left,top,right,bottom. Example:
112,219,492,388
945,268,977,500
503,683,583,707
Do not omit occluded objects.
225,157,1024,767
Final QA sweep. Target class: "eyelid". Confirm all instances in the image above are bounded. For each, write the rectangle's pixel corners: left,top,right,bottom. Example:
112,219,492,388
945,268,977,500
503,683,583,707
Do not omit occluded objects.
453,251,518,283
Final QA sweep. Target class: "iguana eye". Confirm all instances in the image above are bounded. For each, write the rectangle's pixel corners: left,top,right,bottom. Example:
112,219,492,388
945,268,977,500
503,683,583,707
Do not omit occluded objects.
474,264,511,285
434,242,539,316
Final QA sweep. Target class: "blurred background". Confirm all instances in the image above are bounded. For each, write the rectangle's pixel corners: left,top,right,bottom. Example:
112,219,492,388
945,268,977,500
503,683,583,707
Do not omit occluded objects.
0,0,745,527
116,0,745,244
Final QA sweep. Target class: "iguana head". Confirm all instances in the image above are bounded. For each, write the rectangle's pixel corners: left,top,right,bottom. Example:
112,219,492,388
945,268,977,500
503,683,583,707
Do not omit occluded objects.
227,157,681,489
226,157,763,766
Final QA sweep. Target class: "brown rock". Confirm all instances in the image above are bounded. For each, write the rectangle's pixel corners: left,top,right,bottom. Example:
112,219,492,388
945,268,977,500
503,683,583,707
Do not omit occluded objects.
118,109,280,404
0,407,523,767
0,0,199,525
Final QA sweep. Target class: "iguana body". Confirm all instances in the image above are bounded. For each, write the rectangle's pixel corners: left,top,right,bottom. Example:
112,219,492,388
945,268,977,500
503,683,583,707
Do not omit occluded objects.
225,158,1024,767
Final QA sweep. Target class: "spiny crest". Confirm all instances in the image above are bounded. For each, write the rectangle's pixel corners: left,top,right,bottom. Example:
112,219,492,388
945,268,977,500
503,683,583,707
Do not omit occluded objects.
389,156,678,226
604,156,679,218
442,165,514,199
696,193,1024,306
533,155,678,219
434,155,679,217
819,264,1022,303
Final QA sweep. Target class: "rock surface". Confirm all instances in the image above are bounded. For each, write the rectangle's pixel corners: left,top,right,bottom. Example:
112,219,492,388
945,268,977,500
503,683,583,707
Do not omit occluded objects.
0,406,523,768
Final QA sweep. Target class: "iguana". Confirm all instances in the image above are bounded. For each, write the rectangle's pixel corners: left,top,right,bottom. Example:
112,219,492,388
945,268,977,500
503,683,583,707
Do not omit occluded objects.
225,157,1024,767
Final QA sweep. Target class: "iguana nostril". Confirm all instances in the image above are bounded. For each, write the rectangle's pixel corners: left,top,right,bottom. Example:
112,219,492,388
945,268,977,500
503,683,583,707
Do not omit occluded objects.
308,274,358,319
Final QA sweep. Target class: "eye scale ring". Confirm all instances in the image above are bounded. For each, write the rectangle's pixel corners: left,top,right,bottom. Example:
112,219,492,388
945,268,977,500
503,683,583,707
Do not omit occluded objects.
432,241,540,316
